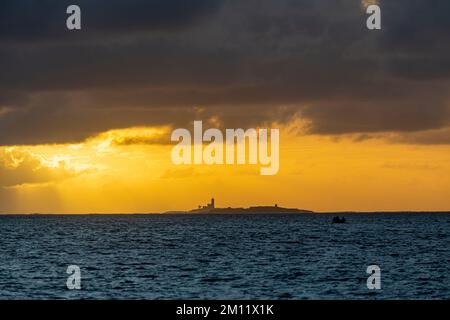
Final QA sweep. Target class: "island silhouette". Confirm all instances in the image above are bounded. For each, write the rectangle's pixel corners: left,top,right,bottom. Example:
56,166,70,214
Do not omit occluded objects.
164,198,314,214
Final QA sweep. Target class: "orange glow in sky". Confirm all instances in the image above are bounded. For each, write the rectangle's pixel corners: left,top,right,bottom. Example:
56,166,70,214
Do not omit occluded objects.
1,124,449,213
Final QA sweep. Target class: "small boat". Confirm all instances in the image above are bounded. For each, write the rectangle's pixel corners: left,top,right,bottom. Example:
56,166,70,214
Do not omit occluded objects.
332,216,346,224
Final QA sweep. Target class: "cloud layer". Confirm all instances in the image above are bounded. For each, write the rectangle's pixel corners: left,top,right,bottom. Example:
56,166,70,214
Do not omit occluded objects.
1,0,449,145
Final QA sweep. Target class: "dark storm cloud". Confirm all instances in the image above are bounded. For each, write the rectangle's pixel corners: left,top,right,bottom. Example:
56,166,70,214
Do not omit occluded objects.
0,0,449,145
0,0,222,42
393,128,450,145
381,1,450,53
380,0,450,80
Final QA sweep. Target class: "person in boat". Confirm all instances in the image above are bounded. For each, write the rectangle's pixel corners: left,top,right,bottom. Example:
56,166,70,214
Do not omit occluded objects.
332,216,346,223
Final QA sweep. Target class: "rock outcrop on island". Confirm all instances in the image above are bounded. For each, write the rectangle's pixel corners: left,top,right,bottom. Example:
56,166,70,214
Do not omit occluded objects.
166,198,314,214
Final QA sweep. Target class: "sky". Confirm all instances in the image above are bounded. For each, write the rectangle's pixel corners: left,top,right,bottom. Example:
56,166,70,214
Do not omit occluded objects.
0,0,449,213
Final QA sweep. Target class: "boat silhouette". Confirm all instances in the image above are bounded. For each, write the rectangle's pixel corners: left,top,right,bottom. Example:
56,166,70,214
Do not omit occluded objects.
332,216,346,224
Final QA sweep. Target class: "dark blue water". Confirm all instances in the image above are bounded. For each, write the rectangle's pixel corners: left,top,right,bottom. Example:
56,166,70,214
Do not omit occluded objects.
0,213,449,299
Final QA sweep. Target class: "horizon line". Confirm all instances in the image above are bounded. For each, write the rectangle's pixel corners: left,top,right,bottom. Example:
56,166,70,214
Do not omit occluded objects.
1,210,450,215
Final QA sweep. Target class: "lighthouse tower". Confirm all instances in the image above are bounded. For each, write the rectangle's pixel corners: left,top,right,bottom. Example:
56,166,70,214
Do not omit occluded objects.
210,198,215,208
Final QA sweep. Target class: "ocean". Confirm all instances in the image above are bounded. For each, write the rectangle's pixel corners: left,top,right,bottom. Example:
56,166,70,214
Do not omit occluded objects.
0,213,449,299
